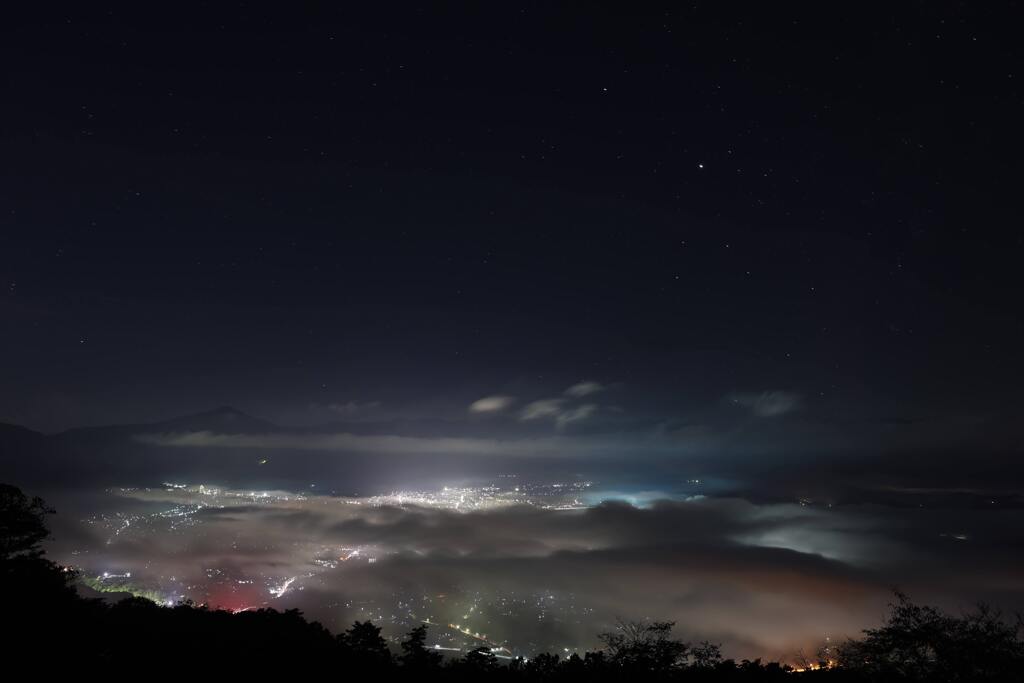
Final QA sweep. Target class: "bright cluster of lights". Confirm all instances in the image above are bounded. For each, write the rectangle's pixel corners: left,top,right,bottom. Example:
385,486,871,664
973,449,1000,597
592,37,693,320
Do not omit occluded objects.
358,481,594,512
71,479,641,657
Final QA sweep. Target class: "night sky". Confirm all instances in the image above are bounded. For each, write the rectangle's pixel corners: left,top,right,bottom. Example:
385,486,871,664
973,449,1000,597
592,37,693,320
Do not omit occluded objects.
2,4,1024,660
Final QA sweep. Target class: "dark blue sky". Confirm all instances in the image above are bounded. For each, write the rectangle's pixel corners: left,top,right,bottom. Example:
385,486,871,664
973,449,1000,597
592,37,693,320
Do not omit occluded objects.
1,4,1021,482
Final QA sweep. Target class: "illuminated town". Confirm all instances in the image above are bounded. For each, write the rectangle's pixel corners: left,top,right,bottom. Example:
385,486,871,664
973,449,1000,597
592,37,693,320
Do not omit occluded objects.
69,479,614,657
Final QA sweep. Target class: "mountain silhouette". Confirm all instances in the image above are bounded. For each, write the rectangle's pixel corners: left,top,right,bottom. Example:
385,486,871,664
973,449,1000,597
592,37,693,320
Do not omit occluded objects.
0,408,284,489
53,406,279,440
0,406,572,492
156,406,280,434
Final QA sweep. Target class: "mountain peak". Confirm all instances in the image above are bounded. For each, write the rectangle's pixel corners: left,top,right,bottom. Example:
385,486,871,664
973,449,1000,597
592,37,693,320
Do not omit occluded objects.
154,407,278,434
209,405,249,418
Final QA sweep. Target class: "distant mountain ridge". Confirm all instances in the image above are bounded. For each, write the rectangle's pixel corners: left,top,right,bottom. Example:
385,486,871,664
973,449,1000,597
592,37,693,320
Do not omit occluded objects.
0,407,289,489
0,406,524,491
55,406,280,438
0,422,45,447
13,406,609,443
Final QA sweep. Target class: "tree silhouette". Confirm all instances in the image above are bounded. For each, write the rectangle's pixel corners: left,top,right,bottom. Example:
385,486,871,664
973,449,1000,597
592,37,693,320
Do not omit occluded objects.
401,624,444,670
460,646,499,672
340,619,394,669
0,483,54,559
599,619,690,672
836,591,1024,682
689,640,723,669
0,483,77,601
525,651,561,680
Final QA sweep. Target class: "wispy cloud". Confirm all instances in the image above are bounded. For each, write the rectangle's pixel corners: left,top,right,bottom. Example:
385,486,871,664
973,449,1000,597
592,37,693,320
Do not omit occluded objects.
729,391,800,418
565,381,605,397
556,403,598,429
468,395,516,414
522,386,603,427
520,398,567,421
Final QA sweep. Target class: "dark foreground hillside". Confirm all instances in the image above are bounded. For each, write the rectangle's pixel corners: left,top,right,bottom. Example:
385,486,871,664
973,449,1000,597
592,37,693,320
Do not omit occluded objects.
2,482,1022,680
